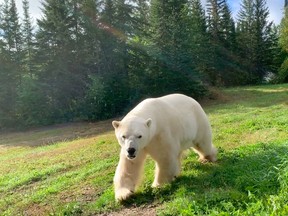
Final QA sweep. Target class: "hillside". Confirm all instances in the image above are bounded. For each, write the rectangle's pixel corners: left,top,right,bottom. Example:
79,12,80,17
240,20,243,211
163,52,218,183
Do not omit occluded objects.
0,84,287,215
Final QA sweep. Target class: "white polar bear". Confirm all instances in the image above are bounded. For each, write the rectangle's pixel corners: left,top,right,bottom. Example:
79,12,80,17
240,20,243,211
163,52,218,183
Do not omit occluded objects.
112,94,217,201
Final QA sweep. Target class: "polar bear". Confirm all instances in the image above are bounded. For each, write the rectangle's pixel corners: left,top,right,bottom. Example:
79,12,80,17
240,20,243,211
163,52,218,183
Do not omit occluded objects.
112,94,217,201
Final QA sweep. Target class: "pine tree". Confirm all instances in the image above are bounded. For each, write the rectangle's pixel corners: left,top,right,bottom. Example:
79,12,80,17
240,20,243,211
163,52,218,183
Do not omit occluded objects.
81,0,113,120
279,7,288,52
206,0,235,49
278,6,288,82
188,0,212,80
237,0,274,82
253,0,272,78
149,0,205,97
206,0,225,41
236,0,255,78
21,0,34,75
35,0,86,123
1,0,22,59
15,0,38,126
133,0,150,37
0,0,23,127
100,0,133,115
83,0,135,119
206,0,241,85
126,0,151,100
206,0,235,45
221,3,236,49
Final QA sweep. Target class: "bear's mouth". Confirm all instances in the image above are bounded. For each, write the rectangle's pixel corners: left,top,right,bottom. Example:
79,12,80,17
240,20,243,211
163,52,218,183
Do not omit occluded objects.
127,155,136,160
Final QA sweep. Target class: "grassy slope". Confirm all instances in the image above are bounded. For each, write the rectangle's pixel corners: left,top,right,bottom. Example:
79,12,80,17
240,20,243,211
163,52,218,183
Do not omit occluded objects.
0,84,287,215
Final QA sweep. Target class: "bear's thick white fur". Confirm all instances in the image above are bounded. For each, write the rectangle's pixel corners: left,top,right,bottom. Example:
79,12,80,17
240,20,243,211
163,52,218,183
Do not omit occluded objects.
112,94,217,201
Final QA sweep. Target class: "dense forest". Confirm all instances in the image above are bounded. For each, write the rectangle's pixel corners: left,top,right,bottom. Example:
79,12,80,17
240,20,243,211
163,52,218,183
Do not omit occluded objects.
0,0,287,129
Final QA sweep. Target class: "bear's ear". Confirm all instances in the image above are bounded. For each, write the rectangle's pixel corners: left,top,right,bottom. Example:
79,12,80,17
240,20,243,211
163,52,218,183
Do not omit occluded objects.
146,118,152,127
112,121,120,129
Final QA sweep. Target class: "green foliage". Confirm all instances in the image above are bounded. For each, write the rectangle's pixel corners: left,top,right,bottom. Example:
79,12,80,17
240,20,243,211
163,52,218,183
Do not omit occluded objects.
206,0,248,86
188,0,212,82
21,0,35,75
83,75,121,120
0,0,23,128
149,0,207,96
236,0,276,83
16,76,50,126
279,7,288,52
278,7,288,82
278,58,288,82
0,0,283,128
0,56,20,128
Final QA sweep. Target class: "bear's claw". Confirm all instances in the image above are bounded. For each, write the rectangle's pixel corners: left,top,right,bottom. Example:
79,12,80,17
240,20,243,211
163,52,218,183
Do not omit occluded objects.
115,188,134,201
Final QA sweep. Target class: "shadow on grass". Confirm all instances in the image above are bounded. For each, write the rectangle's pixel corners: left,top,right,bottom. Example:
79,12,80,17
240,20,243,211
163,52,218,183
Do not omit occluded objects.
121,143,288,209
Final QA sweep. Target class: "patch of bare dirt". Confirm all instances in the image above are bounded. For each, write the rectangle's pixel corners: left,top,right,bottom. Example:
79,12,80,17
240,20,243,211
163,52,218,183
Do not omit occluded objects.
59,185,99,204
23,203,53,216
100,204,157,216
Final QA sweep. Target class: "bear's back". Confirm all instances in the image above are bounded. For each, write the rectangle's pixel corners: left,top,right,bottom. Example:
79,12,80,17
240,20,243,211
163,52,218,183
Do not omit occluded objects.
126,94,204,127
129,94,200,115
158,94,198,109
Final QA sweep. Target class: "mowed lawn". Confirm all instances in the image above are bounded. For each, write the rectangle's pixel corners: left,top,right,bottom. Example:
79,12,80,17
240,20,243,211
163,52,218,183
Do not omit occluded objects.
0,84,287,215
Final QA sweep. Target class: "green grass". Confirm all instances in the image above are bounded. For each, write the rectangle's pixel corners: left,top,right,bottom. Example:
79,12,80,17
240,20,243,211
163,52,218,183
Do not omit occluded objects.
0,84,287,215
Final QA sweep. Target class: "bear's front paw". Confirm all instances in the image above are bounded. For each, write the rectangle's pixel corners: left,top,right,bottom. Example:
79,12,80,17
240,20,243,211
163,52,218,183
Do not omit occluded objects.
115,188,133,201
152,181,160,188
199,154,217,163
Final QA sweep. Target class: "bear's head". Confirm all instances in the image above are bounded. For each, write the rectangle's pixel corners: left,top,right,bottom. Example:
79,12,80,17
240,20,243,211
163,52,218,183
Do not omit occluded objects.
112,117,152,160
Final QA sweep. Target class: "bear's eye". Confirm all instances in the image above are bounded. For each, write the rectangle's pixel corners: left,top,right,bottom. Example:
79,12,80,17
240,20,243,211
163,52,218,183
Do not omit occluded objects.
122,135,126,139
137,135,142,139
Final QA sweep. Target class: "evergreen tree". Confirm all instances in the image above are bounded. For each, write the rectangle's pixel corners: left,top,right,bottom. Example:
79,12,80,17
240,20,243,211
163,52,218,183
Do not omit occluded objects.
81,0,111,120
112,0,133,104
236,0,255,78
83,0,135,119
126,0,152,99
206,0,236,47
206,0,242,85
253,0,273,78
0,0,23,127
21,0,34,75
35,0,86,123
188,0,212,81
1,0,22,58
15,0,38,126
206,0,225,41
279,7,288,52
133,0,150,37
237,0,274,82
278,6,288,82
149,0,206,97
221,3,236,49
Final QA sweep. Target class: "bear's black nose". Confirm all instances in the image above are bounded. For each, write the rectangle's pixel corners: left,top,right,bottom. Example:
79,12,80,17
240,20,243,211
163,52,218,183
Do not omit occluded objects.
127,148,136,155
